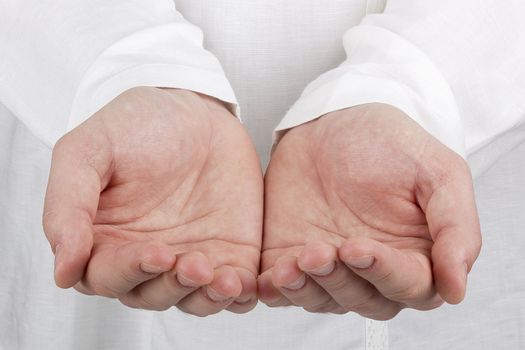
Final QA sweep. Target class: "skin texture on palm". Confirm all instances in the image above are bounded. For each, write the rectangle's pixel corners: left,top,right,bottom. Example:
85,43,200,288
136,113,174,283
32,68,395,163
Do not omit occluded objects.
43,87,263,315
259,103,481,319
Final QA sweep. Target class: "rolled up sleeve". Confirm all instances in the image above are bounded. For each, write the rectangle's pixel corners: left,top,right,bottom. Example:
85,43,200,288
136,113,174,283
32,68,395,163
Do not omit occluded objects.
276,0,525,169
0,0,238,146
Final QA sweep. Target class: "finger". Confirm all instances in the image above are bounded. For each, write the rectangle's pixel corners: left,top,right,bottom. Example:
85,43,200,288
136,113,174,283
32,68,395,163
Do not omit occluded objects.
177,265,242,317
120,251,213,311
226,267,258,314
299,241,404,315
339,237,442,310
43,131,112,288
43,212,93,289
272,255,340,313
417,158,482,304
257,269,293,307
81,240,176,297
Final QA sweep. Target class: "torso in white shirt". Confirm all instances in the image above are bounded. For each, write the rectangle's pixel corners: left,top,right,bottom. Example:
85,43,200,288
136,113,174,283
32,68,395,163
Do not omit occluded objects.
176,0,369,166
0,1,524,349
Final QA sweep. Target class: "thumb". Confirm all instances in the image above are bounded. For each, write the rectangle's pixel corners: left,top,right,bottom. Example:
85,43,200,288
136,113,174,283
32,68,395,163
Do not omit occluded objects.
44,209,94,289
417,157,481,304
43,128,112,288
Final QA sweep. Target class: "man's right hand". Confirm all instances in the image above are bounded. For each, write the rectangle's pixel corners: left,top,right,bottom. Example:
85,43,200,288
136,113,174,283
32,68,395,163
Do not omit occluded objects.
43,87,263,316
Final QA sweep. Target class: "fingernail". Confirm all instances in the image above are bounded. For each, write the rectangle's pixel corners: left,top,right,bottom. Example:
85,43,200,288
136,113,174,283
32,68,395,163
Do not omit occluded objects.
284,274,306,290
463,263,469,284
140,263,166,274
345,256,374,269
177,273,200,288
206,287,230,302
309,262,335,276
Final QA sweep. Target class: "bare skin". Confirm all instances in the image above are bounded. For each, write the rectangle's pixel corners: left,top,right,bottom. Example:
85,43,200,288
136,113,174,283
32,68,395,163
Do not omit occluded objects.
259,103,481,320
43,87,263,316
43,94,479,319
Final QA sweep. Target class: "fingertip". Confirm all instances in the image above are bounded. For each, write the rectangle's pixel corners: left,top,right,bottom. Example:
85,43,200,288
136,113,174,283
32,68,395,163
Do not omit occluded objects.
338,237,377,269
54,242,92,289
140,242,176,274
227,268,258,314
271,256,303,288
437,280,466,305
340,237,439,307
432,238,470,304
176,252,214,287
435,261,468,305
228,297,258,314
235,268,257,300
297,241,336,273
54,267,78,289
54,265,86,289
207,266,242,301
257,270,281,303
47,216,94,289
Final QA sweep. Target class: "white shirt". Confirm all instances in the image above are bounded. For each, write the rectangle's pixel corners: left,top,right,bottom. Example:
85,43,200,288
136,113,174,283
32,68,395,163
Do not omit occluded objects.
0,1,524,349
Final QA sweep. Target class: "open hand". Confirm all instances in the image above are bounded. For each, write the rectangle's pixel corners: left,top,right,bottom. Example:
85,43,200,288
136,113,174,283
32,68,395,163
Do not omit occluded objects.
259,103,481,319
43,87,263,316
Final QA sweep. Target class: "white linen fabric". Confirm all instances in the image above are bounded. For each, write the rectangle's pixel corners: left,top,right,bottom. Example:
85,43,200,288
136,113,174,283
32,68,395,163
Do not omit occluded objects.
0,0,524,349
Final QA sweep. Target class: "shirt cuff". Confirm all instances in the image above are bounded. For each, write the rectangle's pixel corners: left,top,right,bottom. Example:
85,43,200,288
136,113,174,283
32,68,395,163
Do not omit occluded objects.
67,23,239,134
274,25,466,158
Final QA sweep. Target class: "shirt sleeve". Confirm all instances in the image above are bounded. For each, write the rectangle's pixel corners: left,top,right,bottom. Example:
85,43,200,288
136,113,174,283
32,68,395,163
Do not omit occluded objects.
275,0,525,174
0,0,238,147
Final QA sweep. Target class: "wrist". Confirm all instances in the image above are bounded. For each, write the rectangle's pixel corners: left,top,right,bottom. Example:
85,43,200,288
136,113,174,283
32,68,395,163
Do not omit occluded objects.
160,87,234,117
